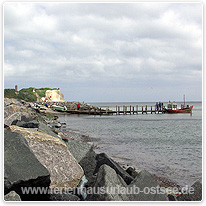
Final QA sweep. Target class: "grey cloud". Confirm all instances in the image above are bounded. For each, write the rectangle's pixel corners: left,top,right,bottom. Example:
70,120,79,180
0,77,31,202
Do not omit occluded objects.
4,2,202,101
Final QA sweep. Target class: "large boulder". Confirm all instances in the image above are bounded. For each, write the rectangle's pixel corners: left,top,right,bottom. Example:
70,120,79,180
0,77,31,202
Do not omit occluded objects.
9,126,84,190
87,164,130,201
189,181,202,201
64,139,93,163
15,120,39,128
94,153,134,185
20,115,34,122
78,151,134,188
177,180,202,201
127,170,168,201
11,115,39,129
38,121,60,139
48,192,80,201
4,104,22,126
4,191,21,201
79,148,98,187
4,98,34,126
63,139,96,187
4,129,50,200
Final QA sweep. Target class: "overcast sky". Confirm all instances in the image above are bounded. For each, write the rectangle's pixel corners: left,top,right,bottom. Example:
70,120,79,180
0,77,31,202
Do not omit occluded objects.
4,2,202,102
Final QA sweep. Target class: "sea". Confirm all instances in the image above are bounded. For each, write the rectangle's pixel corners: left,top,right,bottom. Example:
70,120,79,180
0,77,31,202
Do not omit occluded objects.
58,101,202,187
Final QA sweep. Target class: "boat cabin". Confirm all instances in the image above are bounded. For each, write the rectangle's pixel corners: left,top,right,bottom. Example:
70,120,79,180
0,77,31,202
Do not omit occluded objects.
167,102,177,110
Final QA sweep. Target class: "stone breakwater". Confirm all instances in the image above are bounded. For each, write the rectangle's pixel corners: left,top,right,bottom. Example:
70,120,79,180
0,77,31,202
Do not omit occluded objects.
4,98,202,201
35,101,101,112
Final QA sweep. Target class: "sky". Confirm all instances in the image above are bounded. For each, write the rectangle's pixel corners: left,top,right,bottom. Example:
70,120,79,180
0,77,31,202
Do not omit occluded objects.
4,2,202,102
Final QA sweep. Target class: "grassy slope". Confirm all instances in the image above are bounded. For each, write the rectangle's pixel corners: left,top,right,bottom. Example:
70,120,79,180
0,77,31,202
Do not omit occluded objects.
4,87,57,102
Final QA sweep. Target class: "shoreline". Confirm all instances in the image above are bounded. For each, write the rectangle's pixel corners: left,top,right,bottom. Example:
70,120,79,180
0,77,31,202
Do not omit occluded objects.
56,115,182,189
55,106,202,188
4,98,202,201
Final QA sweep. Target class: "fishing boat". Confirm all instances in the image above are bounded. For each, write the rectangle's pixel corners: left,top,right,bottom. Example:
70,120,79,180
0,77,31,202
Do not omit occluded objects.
52,105,67,112
165,95,193,114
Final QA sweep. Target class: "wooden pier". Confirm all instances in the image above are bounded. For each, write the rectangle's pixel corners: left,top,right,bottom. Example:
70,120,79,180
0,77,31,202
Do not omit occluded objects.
66,105,165,115
35,102,165,115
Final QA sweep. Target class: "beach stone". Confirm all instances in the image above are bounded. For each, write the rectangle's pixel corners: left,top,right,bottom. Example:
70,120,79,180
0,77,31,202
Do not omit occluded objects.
9,125,84,190
94,153,134,185
127,170,168,201
4,191,21,201
50,122,62,128
126,167,138,179
4,129,50,199
87,164,129,201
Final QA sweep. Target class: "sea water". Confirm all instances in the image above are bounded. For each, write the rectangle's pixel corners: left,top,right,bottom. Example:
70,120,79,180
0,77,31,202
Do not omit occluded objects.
58,101,202,187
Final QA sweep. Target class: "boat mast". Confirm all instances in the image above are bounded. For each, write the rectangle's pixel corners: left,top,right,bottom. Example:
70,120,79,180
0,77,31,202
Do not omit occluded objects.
184,94,185,107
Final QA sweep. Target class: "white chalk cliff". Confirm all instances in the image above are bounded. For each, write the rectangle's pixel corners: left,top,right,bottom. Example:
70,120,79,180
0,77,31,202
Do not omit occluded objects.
42,89,65,102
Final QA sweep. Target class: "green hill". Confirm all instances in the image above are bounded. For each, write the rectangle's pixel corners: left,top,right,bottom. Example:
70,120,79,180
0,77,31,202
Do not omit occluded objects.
4,87,57,102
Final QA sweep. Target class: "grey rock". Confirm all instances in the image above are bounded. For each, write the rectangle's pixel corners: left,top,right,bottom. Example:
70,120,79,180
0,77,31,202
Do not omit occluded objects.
9,125,84,190
4,99,34,126
4,191,21,201
11,119,19,125
16,120,39,128
127,170,168,201
4,129,50,200
79,148,97,187
64,139,93,163
190,181,202,201
87,164,129,201
21,115,34,122
126,167,138,179
168,194,177,201
177,180,202,201
94,153,134,185
38,121,60,139
4,110,22,126
176,193,191,201
48,192,80,201
53,122,62,128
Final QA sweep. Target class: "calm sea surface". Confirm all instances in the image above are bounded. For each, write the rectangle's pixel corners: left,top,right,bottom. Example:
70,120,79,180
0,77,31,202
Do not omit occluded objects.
58,101,202,187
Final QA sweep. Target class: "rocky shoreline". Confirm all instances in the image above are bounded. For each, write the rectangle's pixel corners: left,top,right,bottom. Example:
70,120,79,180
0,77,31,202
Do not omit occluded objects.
4,98,202,201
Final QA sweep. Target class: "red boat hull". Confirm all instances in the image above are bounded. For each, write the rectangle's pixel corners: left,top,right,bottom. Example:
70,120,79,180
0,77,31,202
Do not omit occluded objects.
165,106,193,113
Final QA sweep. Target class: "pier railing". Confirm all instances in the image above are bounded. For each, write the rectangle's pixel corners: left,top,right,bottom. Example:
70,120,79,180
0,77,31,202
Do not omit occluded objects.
66,105,165,115
97,105,165,115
